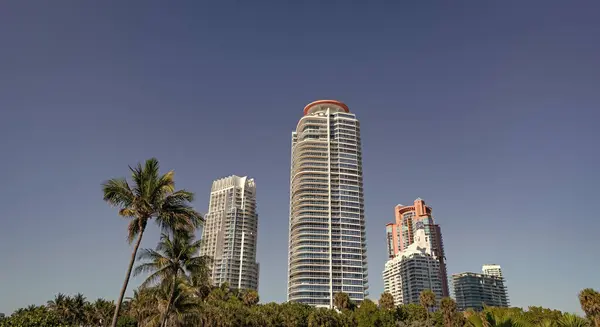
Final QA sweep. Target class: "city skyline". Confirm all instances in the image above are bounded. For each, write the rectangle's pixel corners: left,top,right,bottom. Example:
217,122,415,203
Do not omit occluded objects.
1,1,599,315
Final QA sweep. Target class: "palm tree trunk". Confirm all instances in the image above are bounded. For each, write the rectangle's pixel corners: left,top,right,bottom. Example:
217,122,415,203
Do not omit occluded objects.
160,275,177,327
110,227,146,327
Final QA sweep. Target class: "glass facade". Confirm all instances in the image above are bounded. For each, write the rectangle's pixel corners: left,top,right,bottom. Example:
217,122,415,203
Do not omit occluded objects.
453,272,509,311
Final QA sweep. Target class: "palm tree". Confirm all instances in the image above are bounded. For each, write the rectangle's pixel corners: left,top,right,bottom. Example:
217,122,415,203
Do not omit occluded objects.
378,292,395,311
141,279,202,327
26,305,38,312
134,230,209,327
164,284,202,327
188,271,213,301
127,289,156,325
47,293,73,324
93,299,116,327
420,289,436,326
242,290,260,306
198,302,229,327
440,297,458,327
579,289,600,327
102,158,203,327
83,302,96,327
207,283,234,303
333,292,351,311
558,313,592,327
71,293,88,325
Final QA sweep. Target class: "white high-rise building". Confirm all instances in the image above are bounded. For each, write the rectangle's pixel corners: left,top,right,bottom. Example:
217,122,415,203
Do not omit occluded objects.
287,100,368,307
200,175,259,290
383,228,443,305
482,264,503,279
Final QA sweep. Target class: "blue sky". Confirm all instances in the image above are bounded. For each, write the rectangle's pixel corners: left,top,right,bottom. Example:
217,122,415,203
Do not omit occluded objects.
1,1,599,315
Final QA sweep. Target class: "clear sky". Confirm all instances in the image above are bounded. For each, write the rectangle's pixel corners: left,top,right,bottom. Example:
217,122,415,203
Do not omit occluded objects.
1,0,599,315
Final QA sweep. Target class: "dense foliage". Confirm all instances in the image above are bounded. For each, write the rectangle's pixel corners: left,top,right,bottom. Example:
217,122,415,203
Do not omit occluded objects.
2,288,597,327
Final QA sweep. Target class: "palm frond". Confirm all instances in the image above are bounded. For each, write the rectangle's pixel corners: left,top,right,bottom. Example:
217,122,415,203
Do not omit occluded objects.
128,163,144,198
156,233,176,256
151,170,176,204
465,310,485,327
185,256,211,276
156,203,203,232
136,248,167,262
119,208,136,218
138,269,172,289
102,178,134,207
133,261,166,277
558,313,591,327
141,158,161,199
188,239,203,250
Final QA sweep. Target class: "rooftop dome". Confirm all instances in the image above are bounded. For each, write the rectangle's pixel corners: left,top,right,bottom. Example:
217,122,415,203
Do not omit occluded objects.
303,100,350,116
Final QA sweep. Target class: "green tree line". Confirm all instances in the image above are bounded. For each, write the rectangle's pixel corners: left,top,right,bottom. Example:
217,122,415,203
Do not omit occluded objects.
2,287,599,327
1,159,598,327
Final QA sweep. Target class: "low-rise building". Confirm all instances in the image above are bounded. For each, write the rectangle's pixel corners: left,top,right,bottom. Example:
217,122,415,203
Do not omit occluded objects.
453,272,509,311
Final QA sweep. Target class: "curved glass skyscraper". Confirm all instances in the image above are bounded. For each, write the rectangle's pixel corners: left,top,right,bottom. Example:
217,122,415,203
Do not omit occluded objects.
287,100,368,307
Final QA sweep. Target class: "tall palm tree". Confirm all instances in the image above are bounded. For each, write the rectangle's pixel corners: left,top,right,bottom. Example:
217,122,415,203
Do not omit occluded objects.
440,297,458,327
420,289,436,326
102,158,203,327
579,289,600,327
134,231,209,327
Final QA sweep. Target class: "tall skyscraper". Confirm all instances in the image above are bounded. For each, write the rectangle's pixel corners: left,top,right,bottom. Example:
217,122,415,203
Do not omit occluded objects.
200,175,259,290
383,228,443,305
287,100,368,307
453,271,509,311
385,198,449,297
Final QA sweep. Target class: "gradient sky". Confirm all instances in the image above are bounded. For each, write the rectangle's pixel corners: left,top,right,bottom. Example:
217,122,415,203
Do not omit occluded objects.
1,1,599,315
